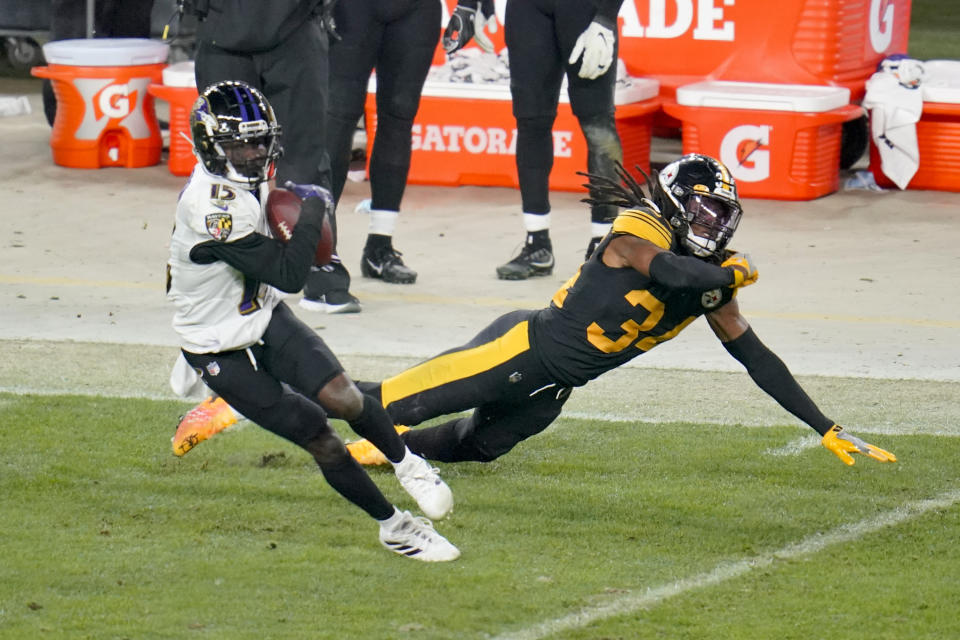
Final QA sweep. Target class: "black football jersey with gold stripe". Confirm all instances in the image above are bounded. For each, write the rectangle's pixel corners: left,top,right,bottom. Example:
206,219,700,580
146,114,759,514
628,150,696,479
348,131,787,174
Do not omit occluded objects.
529,206,736,387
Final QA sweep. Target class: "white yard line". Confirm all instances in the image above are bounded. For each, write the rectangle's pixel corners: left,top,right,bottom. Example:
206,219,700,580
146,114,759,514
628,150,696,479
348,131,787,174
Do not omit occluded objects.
492,488,960,640
560,411,960,438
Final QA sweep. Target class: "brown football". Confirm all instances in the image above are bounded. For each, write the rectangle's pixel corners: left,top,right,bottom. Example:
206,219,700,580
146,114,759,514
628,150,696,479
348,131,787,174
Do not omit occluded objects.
265,187,333,265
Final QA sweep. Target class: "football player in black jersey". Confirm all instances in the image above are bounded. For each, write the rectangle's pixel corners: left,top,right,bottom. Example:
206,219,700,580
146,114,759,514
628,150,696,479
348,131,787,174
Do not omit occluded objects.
346,154,896,468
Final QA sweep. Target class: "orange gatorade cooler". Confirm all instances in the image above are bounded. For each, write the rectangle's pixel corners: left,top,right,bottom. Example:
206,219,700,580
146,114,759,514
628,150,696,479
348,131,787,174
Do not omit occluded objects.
148,60,199,176
32,38,169,169
436,1,912,103
869,60,960,192
365,73,660,192
615,0,911,103
663,81,863,200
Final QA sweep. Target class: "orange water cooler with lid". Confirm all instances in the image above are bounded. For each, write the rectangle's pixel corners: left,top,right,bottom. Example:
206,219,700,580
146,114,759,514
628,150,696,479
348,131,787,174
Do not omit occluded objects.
32,38,169,169
664,81,863,199
868,60,960,192
148,60,199,177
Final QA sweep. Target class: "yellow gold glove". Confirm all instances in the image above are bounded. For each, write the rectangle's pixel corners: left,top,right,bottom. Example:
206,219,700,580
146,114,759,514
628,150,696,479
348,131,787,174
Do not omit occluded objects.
821,425,897,466
721,252,758,288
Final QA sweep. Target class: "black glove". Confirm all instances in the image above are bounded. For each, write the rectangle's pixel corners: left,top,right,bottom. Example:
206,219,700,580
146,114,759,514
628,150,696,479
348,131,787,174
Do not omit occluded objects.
442,0,497,54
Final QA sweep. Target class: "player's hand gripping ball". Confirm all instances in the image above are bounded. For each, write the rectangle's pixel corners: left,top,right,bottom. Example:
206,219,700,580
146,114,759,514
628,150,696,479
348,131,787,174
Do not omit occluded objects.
266,187,333,265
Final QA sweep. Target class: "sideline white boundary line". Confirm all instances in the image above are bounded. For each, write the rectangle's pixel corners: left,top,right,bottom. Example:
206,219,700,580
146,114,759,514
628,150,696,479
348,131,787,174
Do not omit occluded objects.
763,427,960,459
0,386,178,401
560,411,960,438
492,488,960,640
1,390,958,439
765,435,822,456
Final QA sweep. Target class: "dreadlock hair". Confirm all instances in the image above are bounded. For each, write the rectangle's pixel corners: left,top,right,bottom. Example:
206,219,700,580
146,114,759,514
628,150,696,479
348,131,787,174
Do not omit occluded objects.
577,161,659,211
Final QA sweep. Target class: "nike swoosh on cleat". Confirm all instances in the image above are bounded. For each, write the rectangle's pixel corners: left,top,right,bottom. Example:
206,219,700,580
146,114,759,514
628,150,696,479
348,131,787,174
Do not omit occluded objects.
365,258,384,276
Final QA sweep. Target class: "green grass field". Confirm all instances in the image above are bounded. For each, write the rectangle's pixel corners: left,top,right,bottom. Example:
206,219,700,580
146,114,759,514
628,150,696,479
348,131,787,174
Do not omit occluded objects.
2,393,958,640
909,0,960,60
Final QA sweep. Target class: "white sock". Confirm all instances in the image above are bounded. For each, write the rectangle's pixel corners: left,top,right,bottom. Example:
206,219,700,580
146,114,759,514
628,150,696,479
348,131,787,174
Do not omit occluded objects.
391,447,413,469
369,209,399,236
523,212,551,232
591,222,612,238
378,506,404,529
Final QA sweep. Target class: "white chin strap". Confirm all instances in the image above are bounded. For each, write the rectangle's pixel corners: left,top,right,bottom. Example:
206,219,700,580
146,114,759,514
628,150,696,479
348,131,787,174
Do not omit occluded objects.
683,230,716,258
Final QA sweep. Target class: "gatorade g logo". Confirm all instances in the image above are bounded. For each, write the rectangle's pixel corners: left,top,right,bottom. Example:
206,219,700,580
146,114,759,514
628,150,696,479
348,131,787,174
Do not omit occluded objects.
98,84,131,119
719,125,771,182
72,77,152,140
869,0,894,53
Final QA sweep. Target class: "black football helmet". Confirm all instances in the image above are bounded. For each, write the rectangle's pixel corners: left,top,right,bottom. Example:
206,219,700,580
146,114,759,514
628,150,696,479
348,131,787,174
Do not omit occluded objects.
653,154,742,260
190,80,282,186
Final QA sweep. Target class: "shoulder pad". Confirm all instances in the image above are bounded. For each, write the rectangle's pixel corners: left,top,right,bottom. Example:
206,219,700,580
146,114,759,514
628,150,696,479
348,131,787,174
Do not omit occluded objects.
611,207,673,250
180,174,259,243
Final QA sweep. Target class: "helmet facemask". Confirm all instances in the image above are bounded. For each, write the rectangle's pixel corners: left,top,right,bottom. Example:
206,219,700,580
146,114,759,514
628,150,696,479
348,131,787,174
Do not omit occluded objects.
190,81,283,187
679,192,742,258
655,154,743,261
215,127,278,184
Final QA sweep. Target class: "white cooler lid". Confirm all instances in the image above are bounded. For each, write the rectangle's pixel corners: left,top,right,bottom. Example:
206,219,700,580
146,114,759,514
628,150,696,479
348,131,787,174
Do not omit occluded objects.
162,60,196,88
42,38,169,67
368,75,659,105
676,81,850,112
922,60,960,104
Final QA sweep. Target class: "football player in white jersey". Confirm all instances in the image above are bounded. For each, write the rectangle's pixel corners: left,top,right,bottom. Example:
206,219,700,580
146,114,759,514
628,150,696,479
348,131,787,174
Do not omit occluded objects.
166,80,459,562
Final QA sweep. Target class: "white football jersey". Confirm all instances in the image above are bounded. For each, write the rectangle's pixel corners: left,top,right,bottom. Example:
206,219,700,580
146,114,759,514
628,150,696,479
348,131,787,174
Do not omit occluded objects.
167,166,284,353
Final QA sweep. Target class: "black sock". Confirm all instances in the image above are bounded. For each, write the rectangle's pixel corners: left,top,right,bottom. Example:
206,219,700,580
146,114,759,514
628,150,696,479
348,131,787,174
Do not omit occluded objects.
348,395,405,463
364,233,392,252
526,230,551,251
316,455,394,520
403,418,486,463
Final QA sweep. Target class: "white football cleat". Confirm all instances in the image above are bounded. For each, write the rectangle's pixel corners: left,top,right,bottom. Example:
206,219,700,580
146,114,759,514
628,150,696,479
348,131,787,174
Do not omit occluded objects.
394,450,454,520
379,511,460,562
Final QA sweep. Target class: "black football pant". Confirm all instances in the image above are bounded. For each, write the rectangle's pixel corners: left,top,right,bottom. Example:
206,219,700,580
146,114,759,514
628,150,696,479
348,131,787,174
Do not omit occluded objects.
505,0,622,224
327,0,441,210
182,302,394,520
365,310,573,462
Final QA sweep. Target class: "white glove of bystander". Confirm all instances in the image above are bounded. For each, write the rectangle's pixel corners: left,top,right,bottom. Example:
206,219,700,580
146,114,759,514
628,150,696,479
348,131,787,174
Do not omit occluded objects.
568,20,615,80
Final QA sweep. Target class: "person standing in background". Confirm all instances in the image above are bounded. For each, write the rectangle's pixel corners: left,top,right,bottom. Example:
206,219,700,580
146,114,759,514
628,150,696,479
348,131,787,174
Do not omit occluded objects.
324,0,442,286
445,0,626,280
42,0,156,125
192,0,360,313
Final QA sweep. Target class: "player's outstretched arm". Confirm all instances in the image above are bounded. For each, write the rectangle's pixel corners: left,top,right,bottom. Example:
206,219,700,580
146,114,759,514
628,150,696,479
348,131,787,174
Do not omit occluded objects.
707,300,896,465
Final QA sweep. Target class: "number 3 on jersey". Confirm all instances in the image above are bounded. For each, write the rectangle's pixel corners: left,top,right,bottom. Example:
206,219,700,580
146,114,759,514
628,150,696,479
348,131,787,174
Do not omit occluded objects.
587,288,694,353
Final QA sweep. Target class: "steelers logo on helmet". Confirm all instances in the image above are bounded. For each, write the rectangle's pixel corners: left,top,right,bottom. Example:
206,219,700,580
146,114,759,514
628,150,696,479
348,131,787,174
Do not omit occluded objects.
189,80,283,187
653,154,743,261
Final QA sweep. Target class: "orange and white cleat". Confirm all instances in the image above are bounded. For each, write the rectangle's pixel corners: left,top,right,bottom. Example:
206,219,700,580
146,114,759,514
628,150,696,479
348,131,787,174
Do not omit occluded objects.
172,396,238,457
346,426,410,466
